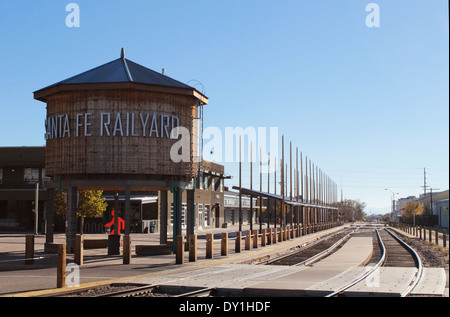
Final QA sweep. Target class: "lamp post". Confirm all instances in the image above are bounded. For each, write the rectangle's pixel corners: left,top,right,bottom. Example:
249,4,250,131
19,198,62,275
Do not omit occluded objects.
385,188,398,222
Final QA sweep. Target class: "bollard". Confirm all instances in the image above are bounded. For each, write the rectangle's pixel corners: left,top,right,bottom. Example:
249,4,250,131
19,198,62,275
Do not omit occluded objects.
74,234,84,265
245,230,251,250
57,244,66,288
206,233,213,259
221,232,228,256
25,235,34,265
235,231,241,253
273,228,277,244
443,230,447,248
123,235,131,265
176,235,184,264
435,230,438,245
429,228,432,243
253,230,258,249
419,226,422,240
189,235,197,262
261,229,266,247
267,228,271,245
423,227,426,241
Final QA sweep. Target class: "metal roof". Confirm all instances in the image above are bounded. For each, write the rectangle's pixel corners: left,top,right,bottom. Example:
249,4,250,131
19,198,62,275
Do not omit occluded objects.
40,57,193,90
34,49,208,103
232,186,339,210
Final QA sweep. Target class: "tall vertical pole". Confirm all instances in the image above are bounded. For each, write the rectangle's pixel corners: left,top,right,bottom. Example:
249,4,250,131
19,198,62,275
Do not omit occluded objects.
281,136,285,227
250,142,253,232
239,136,242,232
289,142,293,227
125,184,131,235
290,142,292,201
267,152,270,229
274,156,277,230
259,147,263,231
296,148,299,202
34,183,39,235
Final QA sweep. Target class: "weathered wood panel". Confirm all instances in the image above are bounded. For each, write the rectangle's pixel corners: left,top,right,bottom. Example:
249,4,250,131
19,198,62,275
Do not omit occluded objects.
44,89,199,178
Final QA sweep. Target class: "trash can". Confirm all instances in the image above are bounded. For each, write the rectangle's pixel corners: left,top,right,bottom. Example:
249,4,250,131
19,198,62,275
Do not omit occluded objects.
150,223,155,233
108,235,121,255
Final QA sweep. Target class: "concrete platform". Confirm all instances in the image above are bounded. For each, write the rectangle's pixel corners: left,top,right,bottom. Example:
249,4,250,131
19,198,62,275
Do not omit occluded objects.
129,237,374,297
411,268,446,296
343,267,417,297
243,237,373,296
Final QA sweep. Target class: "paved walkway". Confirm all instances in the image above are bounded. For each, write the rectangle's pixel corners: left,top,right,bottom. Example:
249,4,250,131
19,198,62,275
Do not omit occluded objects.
0,224,345,296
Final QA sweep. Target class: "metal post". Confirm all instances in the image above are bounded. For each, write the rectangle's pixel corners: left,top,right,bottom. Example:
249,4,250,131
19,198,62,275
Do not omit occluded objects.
46,187,55,245
239,136,242,232
34,183,39,235
159,190,168,245
124,185,131,235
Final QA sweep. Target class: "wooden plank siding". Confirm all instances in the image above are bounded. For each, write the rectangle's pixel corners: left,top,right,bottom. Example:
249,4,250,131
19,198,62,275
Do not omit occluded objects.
44,89,199,178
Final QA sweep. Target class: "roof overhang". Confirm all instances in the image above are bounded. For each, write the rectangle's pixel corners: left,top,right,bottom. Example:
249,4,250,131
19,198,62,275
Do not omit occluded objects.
33,82,208,105
232,186,339,210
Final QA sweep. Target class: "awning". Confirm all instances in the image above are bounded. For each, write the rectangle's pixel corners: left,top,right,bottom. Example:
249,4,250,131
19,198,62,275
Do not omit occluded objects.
232,186,338,210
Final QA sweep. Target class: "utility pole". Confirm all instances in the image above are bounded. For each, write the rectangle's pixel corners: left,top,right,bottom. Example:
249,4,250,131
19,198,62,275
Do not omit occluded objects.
422,167,428,196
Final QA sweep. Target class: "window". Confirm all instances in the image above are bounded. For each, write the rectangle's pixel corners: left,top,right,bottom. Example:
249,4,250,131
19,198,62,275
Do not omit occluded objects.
198,204,203,228
203,174,207,190
199,174,203,190
24,168,39,183
0,168,3,184
170,203,187,228
204,204,210,227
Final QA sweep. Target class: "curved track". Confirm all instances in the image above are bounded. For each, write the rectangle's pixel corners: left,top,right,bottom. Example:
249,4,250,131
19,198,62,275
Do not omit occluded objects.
39,226,427,297
325,228,423,297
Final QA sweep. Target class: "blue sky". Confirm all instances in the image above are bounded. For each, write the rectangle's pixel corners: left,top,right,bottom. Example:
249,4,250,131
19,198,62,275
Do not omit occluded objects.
0,1,448,214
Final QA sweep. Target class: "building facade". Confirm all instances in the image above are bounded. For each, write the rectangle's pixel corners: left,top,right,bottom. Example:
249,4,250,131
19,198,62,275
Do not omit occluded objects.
0,147,48,231
0,146,228,233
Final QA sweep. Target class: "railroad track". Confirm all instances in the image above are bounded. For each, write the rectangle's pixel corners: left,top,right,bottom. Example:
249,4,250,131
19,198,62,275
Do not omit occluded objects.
325,228,423,297
260,228,357,266
37,226,426,297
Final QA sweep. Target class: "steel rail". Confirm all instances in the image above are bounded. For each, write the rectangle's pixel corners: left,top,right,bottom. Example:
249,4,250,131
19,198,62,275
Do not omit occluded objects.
173,287,216,297
94,284,159,297
324,229,386,297
384,228,423,297
258,228,354,266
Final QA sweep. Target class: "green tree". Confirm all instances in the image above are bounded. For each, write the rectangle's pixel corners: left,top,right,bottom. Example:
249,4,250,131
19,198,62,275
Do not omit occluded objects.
77,190,108,218
54,189,108,233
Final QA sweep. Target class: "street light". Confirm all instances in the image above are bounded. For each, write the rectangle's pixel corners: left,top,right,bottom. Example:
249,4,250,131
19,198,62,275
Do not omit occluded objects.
384,188,399,221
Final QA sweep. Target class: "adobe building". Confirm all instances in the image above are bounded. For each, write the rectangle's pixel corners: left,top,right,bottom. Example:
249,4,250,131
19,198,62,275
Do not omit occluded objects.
33,49,222,252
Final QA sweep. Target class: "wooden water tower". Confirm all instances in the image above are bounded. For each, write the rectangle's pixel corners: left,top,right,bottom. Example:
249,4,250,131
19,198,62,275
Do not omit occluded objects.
34,49,207,251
